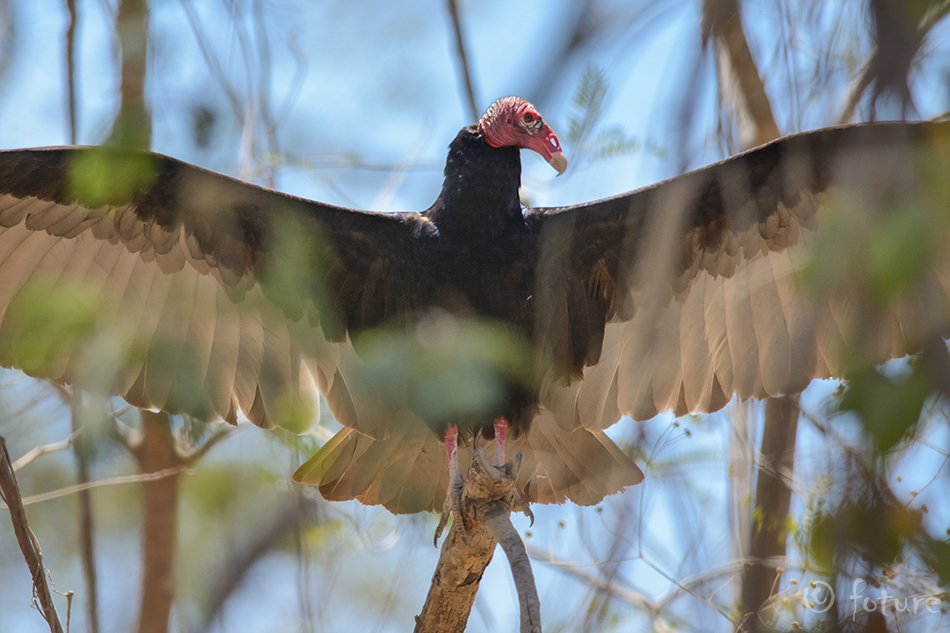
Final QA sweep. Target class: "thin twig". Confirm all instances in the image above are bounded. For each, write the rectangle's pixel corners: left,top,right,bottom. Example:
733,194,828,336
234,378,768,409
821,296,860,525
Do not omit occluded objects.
193,497,311,633
65,0,77,144
1,467,188,508
178,0,243,120
0,434,65,633
181,426,234,466
445,0,478,120
252,0,279,189
526,543,657,611
12,428,84,471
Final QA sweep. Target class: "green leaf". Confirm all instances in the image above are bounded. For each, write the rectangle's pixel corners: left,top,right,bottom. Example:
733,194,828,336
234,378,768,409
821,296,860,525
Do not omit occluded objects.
67,146,159,208
838,361,930,452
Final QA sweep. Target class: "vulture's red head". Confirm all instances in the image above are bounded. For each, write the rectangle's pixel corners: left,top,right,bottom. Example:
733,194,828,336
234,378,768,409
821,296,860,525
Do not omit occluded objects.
478,96,568,175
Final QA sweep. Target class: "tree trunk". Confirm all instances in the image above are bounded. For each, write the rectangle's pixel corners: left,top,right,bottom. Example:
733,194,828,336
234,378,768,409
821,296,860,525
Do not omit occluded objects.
71,391,100,633
741,396,799,631
132,411,181,633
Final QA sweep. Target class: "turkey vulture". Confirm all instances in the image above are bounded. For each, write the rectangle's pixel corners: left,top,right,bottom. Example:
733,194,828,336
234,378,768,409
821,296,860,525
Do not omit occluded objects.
0,97,948,515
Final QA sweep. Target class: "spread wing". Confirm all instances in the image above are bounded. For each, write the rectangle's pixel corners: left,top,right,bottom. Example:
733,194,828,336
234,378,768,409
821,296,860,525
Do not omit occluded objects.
529,121,950,429
0,146,428,430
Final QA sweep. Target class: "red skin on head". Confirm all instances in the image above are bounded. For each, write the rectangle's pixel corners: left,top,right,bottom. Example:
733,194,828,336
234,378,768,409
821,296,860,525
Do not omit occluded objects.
477,96,568,175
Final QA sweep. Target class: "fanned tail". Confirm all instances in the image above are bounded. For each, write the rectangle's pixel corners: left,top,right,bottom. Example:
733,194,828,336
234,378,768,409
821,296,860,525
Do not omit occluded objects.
293,408,643,514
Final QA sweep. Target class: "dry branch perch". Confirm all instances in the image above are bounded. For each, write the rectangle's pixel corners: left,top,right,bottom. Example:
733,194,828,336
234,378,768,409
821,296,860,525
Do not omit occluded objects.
415,449,541,633
482,504,541,633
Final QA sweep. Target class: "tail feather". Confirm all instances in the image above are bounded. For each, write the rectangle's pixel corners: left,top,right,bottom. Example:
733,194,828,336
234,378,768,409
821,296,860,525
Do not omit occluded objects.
516,409,643,506
294,407,643,514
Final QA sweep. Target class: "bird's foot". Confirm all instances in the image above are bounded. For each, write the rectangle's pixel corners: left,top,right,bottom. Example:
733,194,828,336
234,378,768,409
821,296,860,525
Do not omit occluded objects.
505,452,533,525
433,470,465,546
512,485,534,526
434,424,465,546
433,501,449,546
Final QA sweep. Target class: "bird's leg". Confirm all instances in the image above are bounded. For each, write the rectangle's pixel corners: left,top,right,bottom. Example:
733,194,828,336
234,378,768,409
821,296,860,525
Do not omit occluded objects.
434,424,464,545
493,417,508,467
494,417,534,525
446,424,464,511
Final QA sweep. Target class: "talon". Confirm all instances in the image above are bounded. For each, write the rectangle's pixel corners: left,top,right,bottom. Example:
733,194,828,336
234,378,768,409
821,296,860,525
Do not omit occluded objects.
434,495,451,546
433,472,465,543
512,485,534,526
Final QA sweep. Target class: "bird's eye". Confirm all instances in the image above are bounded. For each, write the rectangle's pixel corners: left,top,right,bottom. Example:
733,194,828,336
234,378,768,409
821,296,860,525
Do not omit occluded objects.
523,112,534,123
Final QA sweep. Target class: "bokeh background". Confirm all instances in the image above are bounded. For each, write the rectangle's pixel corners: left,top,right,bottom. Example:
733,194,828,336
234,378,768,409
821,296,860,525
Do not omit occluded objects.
1,1,950,632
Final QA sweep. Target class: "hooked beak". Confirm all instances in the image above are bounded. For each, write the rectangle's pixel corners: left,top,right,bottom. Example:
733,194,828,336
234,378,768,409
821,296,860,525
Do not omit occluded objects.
529,127,568,176
546,149,568,175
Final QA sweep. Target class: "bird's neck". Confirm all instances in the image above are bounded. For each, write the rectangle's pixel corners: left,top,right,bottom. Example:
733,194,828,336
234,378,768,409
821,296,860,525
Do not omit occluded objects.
428,126,525,246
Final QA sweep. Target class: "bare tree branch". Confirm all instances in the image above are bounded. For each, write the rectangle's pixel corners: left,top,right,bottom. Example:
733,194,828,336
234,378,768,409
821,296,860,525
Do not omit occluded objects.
703,0,780,147
701,7,800,633
252,0,279,188
65,0,78,145
12,428,83,471
181,426,233,466
0,434,65,633
837,0,950,123
69,389,101,633
179,0,243,121
109,0,150,149
445,0,478,120
527,543,658,611
483,498,540,633
192,494,317,633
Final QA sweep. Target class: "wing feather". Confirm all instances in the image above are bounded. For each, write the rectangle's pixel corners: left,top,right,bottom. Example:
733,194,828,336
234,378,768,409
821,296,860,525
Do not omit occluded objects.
679,273,713,410
232,300,266,423
530,120,950,425
123,251,174,408
0,147,425,431
174,272,217,408
704,269,734,402
572,325,622,431
0,196,41,227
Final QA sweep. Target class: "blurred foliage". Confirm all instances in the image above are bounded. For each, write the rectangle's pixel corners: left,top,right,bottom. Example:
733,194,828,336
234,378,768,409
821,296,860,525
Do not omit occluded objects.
807,479,922,572
564,66,662,167
352,314,536,425
838,361,933,452
0,277,102,374
67,146,159,209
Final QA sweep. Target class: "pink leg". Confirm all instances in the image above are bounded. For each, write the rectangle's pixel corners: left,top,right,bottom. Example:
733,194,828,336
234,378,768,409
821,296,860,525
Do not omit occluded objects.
435,424,464,544
445,423,461,484
493,417,507,467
